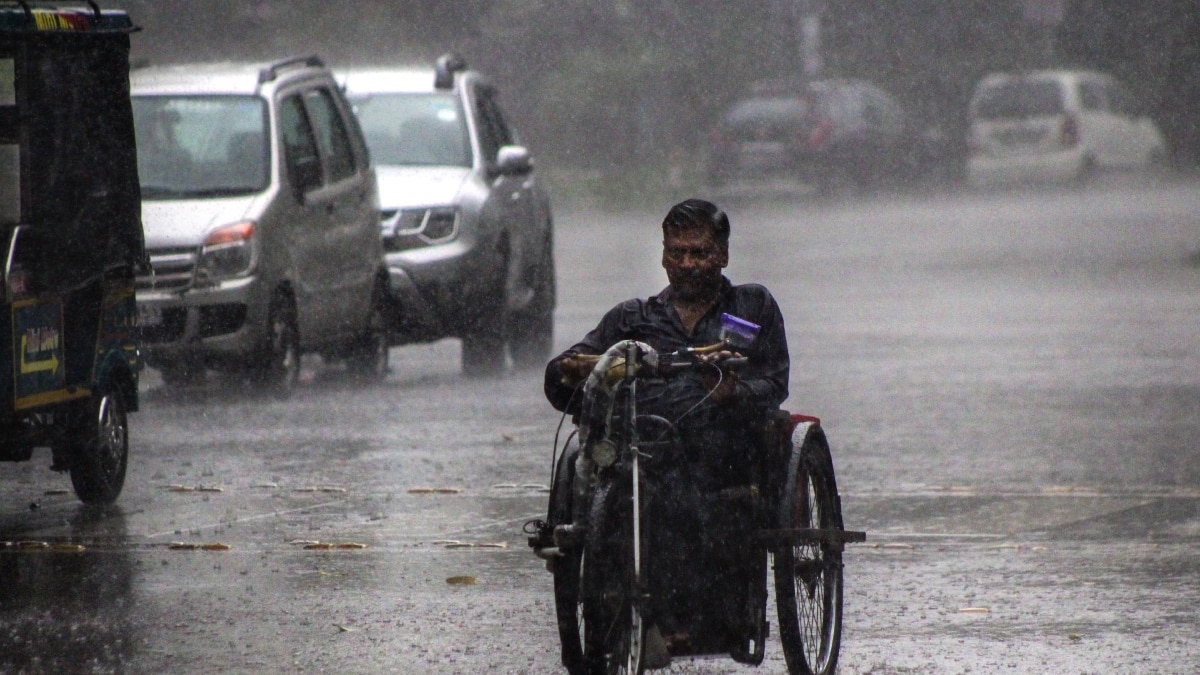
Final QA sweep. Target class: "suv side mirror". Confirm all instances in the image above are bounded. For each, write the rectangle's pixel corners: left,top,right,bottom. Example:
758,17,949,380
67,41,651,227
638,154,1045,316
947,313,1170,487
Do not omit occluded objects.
492,145,532,177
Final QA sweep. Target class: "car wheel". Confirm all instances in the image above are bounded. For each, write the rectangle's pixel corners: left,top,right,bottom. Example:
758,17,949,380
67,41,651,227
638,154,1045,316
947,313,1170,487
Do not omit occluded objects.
508,253,555,370
462,308,505,376
250,292,300,397
346,279,390,382
462,258,508,377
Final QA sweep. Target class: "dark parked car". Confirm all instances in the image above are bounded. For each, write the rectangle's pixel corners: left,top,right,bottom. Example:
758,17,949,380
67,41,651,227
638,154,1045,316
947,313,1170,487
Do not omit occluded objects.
706,79,948,195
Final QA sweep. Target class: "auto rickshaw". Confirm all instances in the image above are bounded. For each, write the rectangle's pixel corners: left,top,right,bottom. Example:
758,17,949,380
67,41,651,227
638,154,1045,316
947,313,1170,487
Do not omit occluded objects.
0,2,142,504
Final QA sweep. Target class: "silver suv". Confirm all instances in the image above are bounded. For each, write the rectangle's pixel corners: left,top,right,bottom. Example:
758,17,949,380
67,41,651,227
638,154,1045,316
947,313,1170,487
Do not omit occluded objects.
338,55,555,375
132,56,389,394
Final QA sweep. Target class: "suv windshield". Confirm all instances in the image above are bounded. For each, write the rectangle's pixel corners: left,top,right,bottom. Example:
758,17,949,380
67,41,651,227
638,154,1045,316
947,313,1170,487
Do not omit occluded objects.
347,92,470,167
133,95,268,199
974,81,1063,120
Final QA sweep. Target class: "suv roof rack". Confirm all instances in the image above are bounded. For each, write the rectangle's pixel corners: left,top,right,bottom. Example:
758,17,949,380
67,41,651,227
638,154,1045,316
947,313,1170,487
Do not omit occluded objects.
258,54,325,84
434,53,467,90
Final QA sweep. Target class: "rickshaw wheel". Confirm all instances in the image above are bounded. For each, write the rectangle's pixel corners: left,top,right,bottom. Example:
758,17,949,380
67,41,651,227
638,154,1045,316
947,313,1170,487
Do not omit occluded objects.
68,385,129,505
775,426,844,675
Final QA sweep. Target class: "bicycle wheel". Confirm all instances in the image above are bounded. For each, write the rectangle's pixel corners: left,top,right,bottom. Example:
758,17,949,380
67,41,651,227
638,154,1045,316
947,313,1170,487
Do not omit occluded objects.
774,423,844,675
549,447,587,675
582,480,645,675
554,543,588,674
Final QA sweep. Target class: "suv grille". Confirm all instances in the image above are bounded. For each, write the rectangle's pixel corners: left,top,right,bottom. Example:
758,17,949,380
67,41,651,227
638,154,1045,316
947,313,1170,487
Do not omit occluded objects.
137,247,198,292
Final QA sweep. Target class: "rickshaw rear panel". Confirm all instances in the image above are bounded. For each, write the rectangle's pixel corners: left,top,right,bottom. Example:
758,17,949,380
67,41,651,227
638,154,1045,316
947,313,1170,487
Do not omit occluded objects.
0,2,142,503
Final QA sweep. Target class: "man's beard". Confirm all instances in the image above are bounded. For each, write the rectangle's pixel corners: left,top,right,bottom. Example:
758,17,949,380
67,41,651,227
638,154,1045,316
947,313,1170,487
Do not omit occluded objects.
669,272,721,303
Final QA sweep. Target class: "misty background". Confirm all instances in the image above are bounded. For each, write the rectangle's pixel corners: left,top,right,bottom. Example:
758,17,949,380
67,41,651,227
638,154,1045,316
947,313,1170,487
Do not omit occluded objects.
110,0,1200,204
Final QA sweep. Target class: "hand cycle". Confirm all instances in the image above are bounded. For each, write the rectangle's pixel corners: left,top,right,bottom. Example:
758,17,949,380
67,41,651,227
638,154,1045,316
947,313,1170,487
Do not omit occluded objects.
526,340,866,674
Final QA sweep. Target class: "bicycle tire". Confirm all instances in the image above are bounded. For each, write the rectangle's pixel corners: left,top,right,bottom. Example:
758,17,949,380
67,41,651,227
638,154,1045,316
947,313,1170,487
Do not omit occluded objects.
550,448,588,674
582,479,645,675
774,423,844,675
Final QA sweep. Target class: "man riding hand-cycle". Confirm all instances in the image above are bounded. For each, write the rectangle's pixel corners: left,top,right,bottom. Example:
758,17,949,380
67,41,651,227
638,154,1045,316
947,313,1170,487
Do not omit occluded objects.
544,198,790,666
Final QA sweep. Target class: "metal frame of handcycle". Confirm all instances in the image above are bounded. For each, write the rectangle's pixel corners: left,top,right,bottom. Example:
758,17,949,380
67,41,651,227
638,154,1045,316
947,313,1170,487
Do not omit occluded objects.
528,339,865,674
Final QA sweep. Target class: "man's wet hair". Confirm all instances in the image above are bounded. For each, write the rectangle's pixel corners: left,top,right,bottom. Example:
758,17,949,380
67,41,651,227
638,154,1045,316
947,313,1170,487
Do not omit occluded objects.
661,198,730,247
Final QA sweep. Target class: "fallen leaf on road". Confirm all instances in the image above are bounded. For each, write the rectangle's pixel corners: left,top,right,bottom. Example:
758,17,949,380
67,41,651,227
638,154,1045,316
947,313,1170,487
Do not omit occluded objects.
957,607,990,614
446,575,478,585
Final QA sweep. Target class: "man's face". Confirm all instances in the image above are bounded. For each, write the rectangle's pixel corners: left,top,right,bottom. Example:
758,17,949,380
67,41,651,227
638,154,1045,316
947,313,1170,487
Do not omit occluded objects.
662,226,728,302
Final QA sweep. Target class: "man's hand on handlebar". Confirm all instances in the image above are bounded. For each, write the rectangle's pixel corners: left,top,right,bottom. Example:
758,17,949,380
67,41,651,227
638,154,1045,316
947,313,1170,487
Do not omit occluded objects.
557,344,746,398
694,349,741,365
557,354,596,386
697,350,743,405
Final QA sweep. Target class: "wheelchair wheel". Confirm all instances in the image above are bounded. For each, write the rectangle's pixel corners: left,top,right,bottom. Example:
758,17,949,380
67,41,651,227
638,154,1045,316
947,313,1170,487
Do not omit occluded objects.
547,441,590,675
582,480,645,675
774,423,844,675
554,542,588,675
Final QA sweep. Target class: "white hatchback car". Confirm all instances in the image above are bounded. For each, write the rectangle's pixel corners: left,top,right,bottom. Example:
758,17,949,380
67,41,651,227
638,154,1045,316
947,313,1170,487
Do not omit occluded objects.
966,70,1167,187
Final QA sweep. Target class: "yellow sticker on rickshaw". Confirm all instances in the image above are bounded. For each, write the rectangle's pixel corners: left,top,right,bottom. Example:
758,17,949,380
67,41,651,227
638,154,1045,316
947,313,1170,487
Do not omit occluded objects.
32,10,91,32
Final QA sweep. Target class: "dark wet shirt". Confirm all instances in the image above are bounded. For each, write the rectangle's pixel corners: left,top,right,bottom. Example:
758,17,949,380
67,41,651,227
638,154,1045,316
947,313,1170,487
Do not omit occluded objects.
544,277,789,430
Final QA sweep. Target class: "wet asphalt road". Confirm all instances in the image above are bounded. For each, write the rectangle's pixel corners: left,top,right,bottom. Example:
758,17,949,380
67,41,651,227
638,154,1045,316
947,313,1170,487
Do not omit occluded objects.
1,176,1199,674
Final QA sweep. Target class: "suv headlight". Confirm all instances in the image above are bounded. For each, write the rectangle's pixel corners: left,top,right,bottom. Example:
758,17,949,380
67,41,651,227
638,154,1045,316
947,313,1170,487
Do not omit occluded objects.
195,220,257,285
381,207,459,251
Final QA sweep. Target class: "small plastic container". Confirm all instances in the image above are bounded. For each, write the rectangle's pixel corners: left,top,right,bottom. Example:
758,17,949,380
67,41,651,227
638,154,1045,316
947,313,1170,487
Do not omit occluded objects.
720,313,760,350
